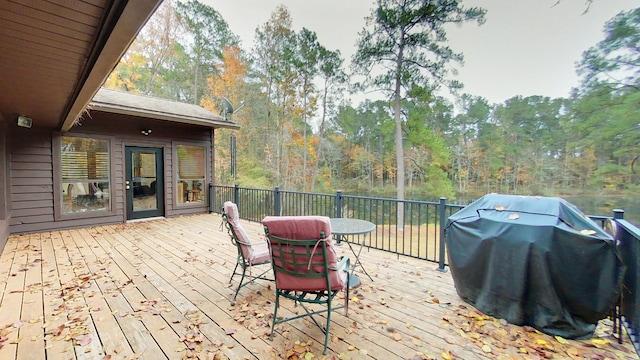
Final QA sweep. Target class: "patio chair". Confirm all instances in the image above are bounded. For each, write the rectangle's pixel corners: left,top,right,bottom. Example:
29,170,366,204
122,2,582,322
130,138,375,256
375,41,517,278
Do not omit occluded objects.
262,215,350,355
221,201,272,305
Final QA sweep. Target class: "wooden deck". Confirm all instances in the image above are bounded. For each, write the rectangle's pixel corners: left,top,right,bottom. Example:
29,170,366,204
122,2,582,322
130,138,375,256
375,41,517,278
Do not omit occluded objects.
0,214,636,360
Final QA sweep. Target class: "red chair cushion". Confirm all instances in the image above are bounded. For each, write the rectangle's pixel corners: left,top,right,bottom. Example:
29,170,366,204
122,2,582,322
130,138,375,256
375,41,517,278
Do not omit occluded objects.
224,201,270,264
262,216,346,291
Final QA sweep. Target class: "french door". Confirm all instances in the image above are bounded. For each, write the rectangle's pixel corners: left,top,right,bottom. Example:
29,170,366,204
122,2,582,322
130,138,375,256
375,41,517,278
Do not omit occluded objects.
125,146,164,220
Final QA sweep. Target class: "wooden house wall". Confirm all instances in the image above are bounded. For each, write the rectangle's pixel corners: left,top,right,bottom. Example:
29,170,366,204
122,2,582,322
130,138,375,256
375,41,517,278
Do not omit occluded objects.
8,111,215,235
9,127,60,233
0,123,9,250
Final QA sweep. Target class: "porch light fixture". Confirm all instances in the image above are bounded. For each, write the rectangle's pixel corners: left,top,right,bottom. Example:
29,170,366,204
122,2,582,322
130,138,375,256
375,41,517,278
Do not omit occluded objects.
141,129,152,136
17,115,32,128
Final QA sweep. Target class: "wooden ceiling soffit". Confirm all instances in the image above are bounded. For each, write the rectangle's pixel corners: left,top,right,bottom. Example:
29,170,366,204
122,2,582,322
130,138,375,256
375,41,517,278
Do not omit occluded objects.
58,0,162,132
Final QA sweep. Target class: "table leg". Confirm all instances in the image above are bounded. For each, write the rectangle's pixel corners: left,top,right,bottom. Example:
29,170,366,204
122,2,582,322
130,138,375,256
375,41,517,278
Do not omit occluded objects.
346,241,374,281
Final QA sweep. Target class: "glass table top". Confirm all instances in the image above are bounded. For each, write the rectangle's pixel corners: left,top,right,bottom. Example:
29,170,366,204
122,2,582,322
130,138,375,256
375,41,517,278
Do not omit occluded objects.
329,218,376,235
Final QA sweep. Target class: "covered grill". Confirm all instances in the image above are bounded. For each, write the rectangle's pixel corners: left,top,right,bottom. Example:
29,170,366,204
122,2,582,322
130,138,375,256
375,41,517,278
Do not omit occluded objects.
445,194,624,338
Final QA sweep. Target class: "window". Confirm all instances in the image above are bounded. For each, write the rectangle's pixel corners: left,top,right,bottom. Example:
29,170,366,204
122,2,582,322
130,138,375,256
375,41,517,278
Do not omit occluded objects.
176,145,205,204
61,136,111,214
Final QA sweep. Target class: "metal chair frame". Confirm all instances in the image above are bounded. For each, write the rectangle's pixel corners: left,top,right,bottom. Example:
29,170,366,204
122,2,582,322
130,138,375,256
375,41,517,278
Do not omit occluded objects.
265,228,350,355
221,207,273,305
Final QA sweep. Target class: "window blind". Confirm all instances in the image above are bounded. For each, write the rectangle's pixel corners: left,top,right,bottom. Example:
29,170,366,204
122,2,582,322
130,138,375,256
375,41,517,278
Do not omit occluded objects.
177,145,204,179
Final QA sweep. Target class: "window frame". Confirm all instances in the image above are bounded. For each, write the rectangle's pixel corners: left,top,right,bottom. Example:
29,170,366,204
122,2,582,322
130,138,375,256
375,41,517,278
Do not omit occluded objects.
53,133,117,220
173,142,208,207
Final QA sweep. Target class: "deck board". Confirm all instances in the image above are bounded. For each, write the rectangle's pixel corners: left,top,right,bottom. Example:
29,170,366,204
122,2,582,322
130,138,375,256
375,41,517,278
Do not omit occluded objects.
0,214,636,359
0,233,27,359
41,231,78,359
16,234,46,360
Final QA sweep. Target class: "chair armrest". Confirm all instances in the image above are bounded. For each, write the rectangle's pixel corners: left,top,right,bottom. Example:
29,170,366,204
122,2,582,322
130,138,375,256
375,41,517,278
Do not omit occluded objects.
332,256,350,273
237,238,268,247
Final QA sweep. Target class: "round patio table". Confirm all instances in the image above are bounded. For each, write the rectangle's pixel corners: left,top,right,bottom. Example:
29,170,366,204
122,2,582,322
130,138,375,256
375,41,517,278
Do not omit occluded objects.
329,218,376,287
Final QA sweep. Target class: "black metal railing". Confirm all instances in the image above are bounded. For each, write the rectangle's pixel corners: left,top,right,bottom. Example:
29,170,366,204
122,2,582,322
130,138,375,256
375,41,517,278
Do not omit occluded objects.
209,183,640,351
211,184,465,269
615,210,640,352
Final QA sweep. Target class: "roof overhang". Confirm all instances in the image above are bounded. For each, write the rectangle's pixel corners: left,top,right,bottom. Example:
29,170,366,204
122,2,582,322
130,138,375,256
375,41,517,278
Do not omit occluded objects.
59,0,164,132
90,88,240,130
0,0,162,132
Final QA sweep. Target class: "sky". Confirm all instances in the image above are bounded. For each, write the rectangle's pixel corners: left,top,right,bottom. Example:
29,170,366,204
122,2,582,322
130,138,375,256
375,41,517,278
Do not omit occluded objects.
207,0,639,105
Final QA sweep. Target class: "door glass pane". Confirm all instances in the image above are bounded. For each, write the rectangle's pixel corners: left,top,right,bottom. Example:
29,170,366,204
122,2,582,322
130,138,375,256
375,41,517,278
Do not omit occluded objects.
132,151,157,211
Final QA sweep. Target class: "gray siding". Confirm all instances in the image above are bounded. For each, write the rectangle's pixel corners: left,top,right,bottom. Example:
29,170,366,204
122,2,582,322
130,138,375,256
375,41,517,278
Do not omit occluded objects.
8,111,215,235
0,123,9,250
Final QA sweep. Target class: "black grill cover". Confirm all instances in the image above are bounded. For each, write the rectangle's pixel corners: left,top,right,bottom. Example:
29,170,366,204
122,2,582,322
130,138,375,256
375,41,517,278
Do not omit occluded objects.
445,194,624,338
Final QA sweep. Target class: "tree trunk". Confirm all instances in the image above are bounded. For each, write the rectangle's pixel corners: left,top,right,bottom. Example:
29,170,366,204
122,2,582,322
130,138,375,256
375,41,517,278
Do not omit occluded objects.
394,53,405,231
310,81,329,193
379,136,384,188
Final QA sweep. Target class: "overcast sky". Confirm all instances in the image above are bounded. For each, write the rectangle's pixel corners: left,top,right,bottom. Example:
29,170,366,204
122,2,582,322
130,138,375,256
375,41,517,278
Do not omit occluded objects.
207,0,639,105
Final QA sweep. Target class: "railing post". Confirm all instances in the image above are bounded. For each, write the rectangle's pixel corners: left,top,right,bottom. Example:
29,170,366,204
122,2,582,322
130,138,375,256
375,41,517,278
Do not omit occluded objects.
613,209,624,220
274,186,281,216
233,184,239,206
336,190,342,218
208,182,214,213
437,197,448,272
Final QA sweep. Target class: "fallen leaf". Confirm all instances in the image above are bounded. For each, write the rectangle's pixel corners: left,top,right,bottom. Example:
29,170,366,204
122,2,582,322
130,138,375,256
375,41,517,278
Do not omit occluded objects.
592,338,608,346
555,336,569,344
566,348,579,356
442,350,454,360
75,335,92,346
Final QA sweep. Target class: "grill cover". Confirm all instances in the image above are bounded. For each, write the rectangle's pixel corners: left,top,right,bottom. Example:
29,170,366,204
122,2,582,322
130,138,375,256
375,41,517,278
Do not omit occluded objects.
445,194,624,338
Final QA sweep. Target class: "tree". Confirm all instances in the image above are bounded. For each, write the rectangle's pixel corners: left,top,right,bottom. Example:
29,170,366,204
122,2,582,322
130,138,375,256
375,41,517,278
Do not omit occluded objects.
201,45,250,184
253,5,290,184
404,87,454,197
293,28,321,191
578,8,640,92
450,94,490,193
176,0,238,104
310,47,347,192
352,0,485,227
106,0,187,96
253,5,303,188
573,8,640,191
